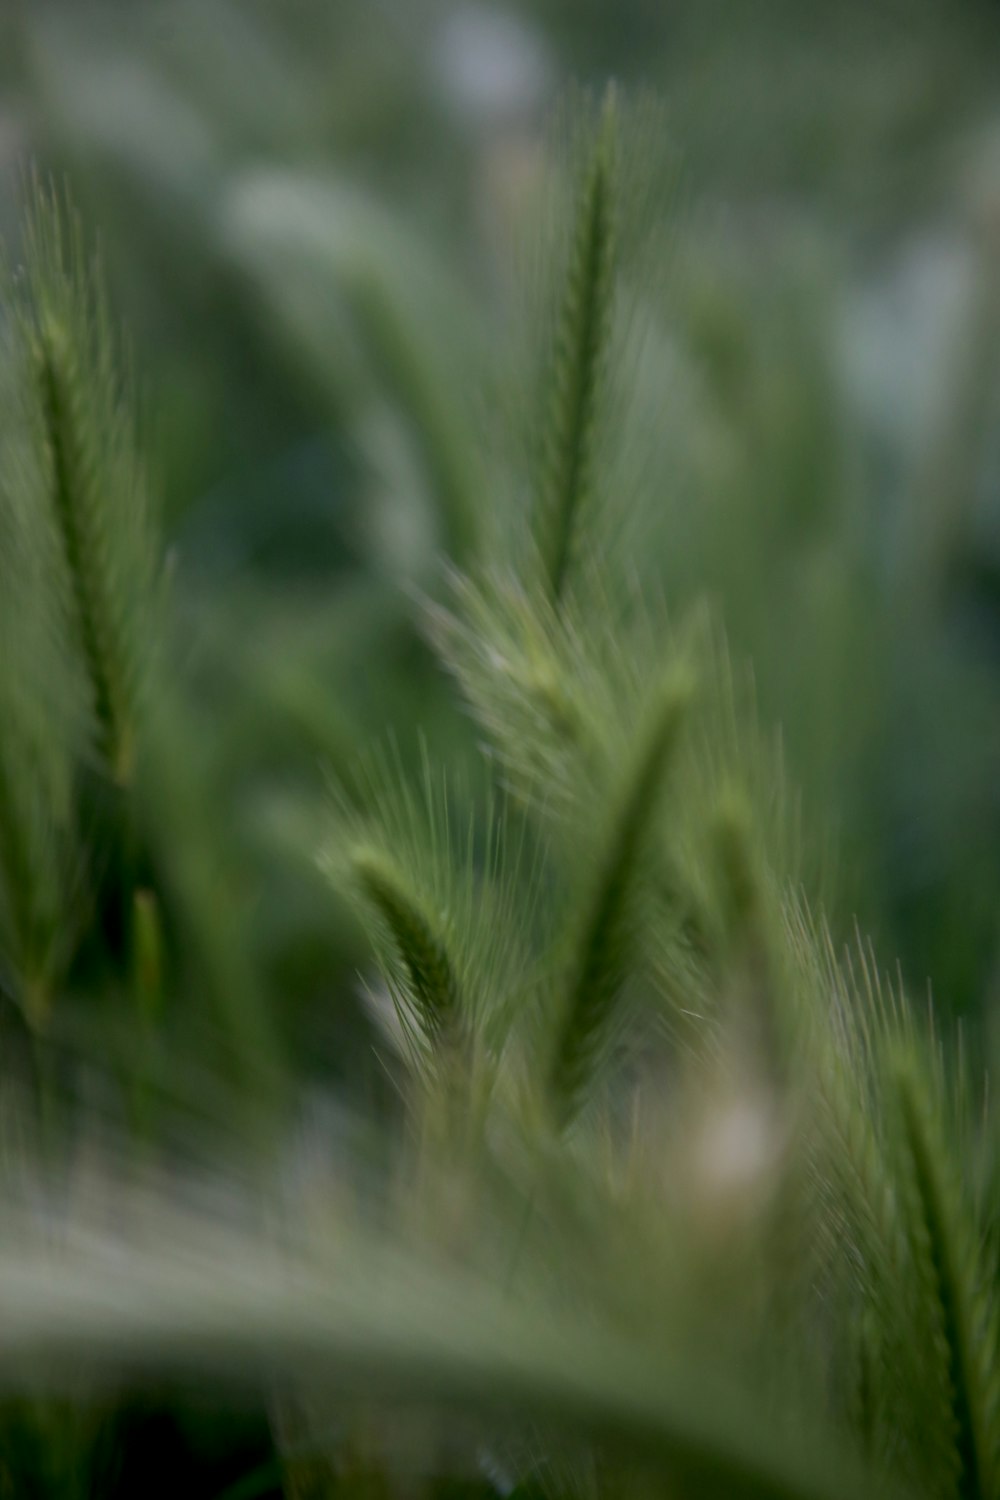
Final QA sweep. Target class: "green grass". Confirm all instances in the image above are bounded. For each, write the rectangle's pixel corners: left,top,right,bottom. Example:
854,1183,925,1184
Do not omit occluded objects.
0,78,999,1500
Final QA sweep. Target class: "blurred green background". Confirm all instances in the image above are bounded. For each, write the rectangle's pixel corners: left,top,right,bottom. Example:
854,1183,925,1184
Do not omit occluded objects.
3,0,1000,1069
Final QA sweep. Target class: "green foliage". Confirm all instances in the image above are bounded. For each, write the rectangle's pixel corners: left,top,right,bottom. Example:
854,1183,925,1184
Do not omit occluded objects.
1,69,1000,1500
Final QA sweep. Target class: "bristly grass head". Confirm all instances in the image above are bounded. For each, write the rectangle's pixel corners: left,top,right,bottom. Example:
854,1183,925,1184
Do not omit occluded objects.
492,88,687,605
536,85,618,608
425,562,617,818
320,742,547,1089
11,176,161,787
546,667,693,1126
886,1046,1000,1500
0,241,87,1024
349,842,462,1047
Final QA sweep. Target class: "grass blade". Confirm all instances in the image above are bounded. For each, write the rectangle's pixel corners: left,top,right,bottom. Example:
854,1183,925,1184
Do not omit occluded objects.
0,1225,894,1500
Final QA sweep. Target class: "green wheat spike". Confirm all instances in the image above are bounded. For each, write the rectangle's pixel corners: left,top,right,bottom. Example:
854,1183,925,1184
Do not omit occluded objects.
351,843,461,1042
540,88,618,605
0,272,77,1025
548,670,692,1123
34,317,135,785
892,1056,999,1500
18,183,156,790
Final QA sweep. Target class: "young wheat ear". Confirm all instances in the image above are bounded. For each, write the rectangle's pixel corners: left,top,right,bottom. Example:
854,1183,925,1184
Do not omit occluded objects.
539,87,617,606
890,1055,999,1500
35,316,136,786
350,843,461,1044
17,182,159,790
548,668,692,1124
